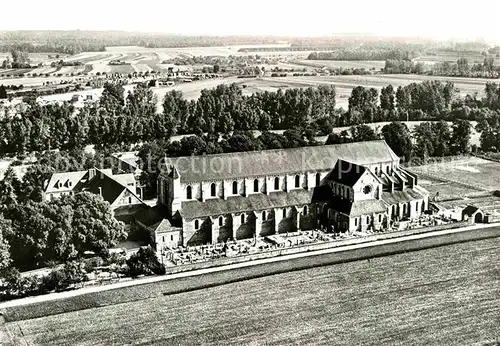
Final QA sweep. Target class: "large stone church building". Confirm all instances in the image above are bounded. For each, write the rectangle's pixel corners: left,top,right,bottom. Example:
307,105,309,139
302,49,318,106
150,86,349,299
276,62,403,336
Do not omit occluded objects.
143,140,429,250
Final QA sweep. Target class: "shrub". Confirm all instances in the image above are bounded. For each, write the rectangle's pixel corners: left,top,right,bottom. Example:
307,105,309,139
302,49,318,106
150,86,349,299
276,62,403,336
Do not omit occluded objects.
126,247,165,277
42,261,86,292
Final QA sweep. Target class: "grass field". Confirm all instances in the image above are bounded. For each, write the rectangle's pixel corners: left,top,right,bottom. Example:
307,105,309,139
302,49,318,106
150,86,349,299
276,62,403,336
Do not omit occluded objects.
410,157,500,192
3,237,499,345
414,53,500,66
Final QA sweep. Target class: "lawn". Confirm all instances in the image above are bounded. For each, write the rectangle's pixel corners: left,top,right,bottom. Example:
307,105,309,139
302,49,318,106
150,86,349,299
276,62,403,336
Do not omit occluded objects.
410,157,500,192
4,238,500,346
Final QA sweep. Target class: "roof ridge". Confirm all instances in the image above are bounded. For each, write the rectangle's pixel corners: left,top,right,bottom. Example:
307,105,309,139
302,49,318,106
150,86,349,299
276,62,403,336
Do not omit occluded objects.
165,140,388,160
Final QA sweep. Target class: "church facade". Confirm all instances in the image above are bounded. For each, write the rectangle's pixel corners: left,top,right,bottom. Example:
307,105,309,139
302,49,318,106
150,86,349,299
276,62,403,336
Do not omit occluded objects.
150,140,429,250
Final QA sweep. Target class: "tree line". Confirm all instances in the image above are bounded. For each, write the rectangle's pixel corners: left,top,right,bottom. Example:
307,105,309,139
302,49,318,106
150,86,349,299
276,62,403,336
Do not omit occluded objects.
308,49,419,61
384,57,500,78
3,80,500,158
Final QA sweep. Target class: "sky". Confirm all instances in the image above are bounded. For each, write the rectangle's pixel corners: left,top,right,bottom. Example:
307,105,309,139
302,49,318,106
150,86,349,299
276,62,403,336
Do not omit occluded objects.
1,0,499,42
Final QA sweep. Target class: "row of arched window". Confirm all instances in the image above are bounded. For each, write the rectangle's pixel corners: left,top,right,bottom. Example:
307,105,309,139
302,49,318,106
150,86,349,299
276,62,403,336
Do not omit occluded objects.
193,206,310,230
185,173,323,200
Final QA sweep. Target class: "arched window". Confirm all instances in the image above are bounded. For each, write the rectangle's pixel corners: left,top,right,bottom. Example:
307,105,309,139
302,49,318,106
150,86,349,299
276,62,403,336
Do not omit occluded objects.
210,183,216,197
354,218,358,226
253,179,259,192
241,214,245,224
219,216,223,226
303,206,308,216
386,166,390,174
366,216,370,224
295,175,300,188
283,208,287,218
379,214,382,222
232,181,238,195
194,219,199,229
316,173,321,186
274,177,280,190
262,211,266,220
392,205,397,216
186,185,192,200
415,201,419,212
375,167,378,176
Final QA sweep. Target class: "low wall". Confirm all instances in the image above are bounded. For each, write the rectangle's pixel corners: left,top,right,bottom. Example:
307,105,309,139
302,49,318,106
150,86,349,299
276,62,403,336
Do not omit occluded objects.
3,224,498,322
162,220,472,275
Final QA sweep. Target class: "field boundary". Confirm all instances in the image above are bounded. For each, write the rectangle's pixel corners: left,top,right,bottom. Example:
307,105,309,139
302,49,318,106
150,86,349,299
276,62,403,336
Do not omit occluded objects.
1,223,499,322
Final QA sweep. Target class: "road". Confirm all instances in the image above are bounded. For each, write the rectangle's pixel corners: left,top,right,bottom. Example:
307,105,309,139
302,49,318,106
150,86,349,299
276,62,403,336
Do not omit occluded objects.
1,222,498,313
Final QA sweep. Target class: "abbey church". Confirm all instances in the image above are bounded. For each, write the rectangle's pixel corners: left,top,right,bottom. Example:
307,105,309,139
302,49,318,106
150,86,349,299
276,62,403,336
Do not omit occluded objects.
140,140,429,250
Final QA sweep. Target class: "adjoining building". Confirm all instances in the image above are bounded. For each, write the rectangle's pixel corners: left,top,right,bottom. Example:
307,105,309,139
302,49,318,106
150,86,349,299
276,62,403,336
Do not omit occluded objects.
431,191,500,223
43,168,146,223
142,140,429,251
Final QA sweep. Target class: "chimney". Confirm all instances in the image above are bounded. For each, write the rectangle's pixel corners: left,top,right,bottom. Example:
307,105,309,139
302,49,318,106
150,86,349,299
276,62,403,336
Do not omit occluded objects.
98,187,102,196
89,168,96,180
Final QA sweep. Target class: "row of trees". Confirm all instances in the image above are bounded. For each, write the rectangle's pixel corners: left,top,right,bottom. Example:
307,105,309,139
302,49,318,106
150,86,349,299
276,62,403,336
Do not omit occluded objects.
383,57,500,78
307,49,419,61
2,80,499,156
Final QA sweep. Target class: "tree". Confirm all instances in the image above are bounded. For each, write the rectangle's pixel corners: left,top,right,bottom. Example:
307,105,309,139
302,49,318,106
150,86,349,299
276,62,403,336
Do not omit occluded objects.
17,164,55,203
450,119,471,154
0,216,12,272
433,121,452,156
381,122,413,161
0,167,20,208
380,84,395,111
59,192,126,257
42,261,86,292
221,131,262,153
99,82,125,115
0,85,7,99
350,125,379,142
126,246,165,277
457,58,469,76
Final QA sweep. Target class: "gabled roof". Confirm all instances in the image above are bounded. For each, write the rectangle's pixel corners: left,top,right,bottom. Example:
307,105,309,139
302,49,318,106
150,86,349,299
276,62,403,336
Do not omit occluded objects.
84,171,127,205
45,171,88,194
113,173,136,190
45,168,143,206
462,205,480,216
380,188,426,205
329,197,387,217
325,160,366,187
165,140,400,183
180,186,332,220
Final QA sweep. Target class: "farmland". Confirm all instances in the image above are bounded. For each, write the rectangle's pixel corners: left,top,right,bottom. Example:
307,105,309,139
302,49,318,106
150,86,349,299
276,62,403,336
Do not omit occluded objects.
0,45,495,112
3,237,499,345
149,73,491,110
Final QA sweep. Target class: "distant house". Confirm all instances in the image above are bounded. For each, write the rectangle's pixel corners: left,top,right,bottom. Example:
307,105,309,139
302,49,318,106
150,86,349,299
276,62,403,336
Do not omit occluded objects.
43,168,145,223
